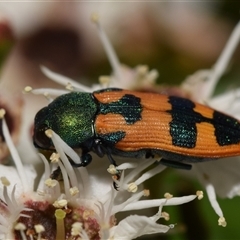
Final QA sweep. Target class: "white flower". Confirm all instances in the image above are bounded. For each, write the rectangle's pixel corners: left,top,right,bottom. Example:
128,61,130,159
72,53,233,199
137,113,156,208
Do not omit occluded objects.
0,111,200,239
25,17,240,229
181,21,240,225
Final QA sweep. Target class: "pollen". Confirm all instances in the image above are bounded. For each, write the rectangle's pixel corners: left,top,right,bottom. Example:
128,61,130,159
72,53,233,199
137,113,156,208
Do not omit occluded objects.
53,199,68,208
14,222,26,231
164,193,173,199
45,178,58,188
23,86,32,93
91,12,99,23
83,209,94,220
71,222,83,236
43,92,50,98
218,217,227,227
99,76,110,85
0,176,10,186
34,224,45,233
69,186,79,196
107,164,118,175
136,65,149,77
161,212,170,221
0,108,6,118
143,189,150,196
66,82,74,91
45,129,53,138
196,190,204,200
127,182,138,193
50,152,60,163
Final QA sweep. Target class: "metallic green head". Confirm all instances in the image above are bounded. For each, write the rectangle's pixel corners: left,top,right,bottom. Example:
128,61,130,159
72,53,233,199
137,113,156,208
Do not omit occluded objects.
33,92,97,149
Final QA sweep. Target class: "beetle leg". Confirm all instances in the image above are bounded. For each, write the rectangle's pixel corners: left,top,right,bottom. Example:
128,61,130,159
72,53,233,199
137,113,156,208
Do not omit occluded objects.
104,148,121,190
69,153,92,167
160,159,192,170
106,149,117,166
95,144,105,157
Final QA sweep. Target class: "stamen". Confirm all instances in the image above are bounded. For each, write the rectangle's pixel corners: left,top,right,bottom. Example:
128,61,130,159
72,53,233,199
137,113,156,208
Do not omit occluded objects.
45,178,58,188
38,153,51,182
205,21,240,99
116,162,138,170
2,118,29,191
136,65,149,76
146,69,159,84
66,82,74,91
143,189,150,197
164,193,173,199
53,199,68,208
1,179,15,210
75,167,90,198
112,190,146,215
0,176,10,186
10,185,18,209
48,131,88,198
123,159,156,184
161,212,170,221
69,186,79,196
19,213,32,218
27,87,69,98
34,224,45,240
0,108,6,118
23,86,32,93
196,190,204,200
107,164,118,175
50,152,60,163
41,66,91,92
134,164,166,185
45,129,53,138
49,130,82,165
121,194,197,211
91,13,122,84
99,76,111,87
205,183,226,226
71,222,83,237
14,223,27,240
127,182,138,193
83,209,94,219
218,217,227,227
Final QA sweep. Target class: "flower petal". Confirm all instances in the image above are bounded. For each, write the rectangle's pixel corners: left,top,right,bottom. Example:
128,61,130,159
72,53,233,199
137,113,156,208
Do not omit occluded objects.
110,215,170,240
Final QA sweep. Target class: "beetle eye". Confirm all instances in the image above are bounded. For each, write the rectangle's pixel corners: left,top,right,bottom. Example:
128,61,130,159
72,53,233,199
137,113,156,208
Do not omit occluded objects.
33,124,53,150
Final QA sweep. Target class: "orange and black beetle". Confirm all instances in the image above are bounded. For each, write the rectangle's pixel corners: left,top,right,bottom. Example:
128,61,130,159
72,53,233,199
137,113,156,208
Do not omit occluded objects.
33,88,240,170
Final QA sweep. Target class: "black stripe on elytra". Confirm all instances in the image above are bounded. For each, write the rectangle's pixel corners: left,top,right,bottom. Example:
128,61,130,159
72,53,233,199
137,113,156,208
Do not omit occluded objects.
213,111,240,146
98,94,142,124
167,96,240,148
98,131,126,146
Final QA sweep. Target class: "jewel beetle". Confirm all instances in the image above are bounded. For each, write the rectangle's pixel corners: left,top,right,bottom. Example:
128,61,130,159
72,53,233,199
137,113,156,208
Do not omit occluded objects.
33,88,240,170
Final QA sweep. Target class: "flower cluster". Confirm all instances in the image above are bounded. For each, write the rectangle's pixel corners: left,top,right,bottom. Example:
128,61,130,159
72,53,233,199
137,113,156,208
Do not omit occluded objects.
0,109,202,239
0,14,240,239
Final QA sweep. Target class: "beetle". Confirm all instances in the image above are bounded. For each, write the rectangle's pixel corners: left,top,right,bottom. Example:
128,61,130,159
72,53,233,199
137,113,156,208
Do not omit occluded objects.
33,88,240,170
